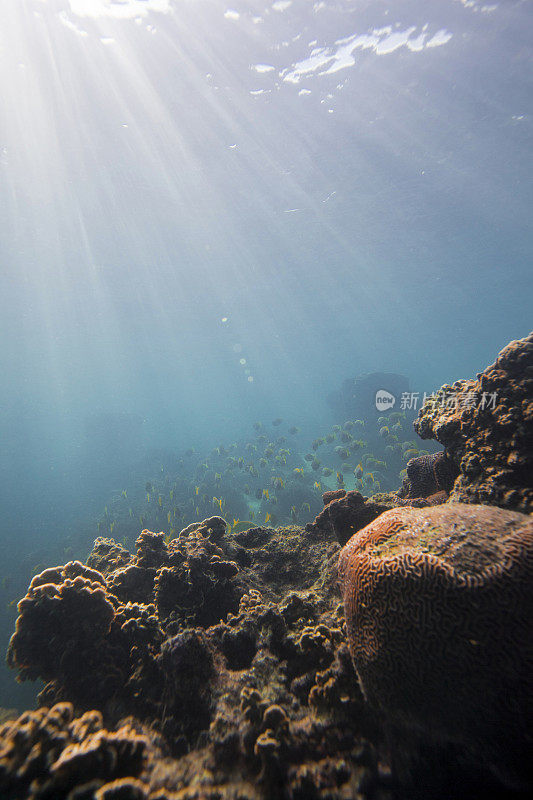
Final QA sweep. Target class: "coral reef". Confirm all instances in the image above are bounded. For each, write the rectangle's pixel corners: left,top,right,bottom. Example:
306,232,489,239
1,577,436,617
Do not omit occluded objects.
0,702,154,799
414,332,533,511
396,451,458,501
338,502,533,790
5,333,532,799
306,483,450,547
5,520,393,800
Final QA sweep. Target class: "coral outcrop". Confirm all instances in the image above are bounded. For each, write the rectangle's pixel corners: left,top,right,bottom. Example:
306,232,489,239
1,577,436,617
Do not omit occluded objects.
0,702,155,799
4,520,392,800
414,332,533,511
307,477,453,547
338,502,533,790
396,451,457,501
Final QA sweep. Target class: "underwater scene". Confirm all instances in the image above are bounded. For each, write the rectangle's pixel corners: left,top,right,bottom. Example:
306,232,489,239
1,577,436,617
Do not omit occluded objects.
0,1,532,798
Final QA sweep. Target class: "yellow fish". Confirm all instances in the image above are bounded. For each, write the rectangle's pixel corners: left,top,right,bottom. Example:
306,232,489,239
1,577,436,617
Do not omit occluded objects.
263,488,269,499
250,510,255,519
293,467,304,474
265,512,271,524
110,521,115,534
158,495,162,507
195,506,200,515
314,481,321,490
146,493,150,503
121,489,127,499
167,511,171,524
195,486,200,495
232,520,254,533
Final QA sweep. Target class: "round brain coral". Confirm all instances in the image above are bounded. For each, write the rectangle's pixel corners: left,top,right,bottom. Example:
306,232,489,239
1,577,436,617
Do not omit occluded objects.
338,503,533,788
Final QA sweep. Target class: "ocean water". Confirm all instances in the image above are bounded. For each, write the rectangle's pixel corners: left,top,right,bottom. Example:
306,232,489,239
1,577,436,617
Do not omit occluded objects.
0,0,531,711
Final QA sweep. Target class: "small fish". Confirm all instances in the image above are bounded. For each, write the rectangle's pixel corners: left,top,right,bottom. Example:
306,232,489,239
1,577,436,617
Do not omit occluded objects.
167,511,172,524
293,467,304,475
129,508,134,518
354,463,363,478
158,495,163,507
263,488,269,500
403,449,420,460
272,418,283,426
110,521,115,534
288,426,300,435
232,520,255,533
195,506,200,516
121,489,127,499
314,481,321,490
170,489,174,500
195,486,200,495
265,512,271,523
146,493,150,503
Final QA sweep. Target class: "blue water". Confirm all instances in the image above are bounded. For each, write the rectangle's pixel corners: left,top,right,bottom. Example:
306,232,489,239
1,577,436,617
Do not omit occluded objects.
0,0,531,709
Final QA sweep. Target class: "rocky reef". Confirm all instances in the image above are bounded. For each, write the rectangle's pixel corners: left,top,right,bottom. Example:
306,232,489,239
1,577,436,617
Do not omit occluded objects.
3,520,390,800
308,334,532,547
414,331,532,511
3,334,532,799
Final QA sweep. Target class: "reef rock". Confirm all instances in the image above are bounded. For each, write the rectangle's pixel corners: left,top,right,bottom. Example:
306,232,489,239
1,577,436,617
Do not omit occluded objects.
308,483,451,548
6,521,393,799
338,502,533,789
414,332,533,511
0,702,154,800
396,450,458,501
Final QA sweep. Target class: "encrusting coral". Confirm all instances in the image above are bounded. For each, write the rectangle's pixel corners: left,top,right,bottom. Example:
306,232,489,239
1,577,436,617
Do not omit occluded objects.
4,520,390,800
0,702,153,800
414,331,533,511
338,502,533,790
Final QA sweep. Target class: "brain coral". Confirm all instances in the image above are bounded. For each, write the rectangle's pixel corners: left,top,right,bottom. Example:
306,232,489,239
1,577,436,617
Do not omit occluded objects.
414,331,533,511
338,503,533,789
